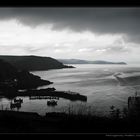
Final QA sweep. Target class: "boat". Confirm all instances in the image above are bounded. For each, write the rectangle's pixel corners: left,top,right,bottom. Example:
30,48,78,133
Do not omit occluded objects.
47,100,57,106
10,102,21,109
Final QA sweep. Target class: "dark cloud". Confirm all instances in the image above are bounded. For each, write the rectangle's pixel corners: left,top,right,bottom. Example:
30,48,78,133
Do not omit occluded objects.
0,8,140,42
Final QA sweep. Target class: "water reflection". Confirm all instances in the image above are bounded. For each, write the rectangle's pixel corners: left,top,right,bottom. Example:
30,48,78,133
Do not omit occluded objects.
0,93,86,115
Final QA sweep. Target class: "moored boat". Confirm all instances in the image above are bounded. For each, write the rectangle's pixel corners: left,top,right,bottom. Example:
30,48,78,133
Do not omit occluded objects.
47,100,57,106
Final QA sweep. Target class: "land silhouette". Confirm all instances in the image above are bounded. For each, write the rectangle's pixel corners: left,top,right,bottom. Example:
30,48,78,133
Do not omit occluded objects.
0,55,74,71
58,59,127,65
0,58,85,101
0,55,139,134
0,59,52,96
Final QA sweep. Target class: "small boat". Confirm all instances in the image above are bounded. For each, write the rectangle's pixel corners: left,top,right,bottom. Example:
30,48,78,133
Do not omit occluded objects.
10,102,21,109
47,100,57,106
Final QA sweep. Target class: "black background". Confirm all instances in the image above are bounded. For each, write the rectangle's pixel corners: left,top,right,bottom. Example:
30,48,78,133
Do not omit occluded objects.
0,0,139,138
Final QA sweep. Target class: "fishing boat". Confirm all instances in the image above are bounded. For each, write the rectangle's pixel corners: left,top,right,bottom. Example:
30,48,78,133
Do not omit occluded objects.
10,102,21,109
47,100,57,106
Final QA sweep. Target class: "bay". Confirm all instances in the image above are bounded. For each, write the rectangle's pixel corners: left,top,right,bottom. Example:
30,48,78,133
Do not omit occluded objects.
1,64,140,116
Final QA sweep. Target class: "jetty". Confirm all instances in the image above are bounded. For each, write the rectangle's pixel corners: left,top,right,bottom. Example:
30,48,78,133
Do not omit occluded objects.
18,88,87,102
29,96,59,100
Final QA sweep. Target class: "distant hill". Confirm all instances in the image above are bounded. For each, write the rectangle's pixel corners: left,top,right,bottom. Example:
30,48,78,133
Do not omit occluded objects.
0,55,74,71
58,59,127,65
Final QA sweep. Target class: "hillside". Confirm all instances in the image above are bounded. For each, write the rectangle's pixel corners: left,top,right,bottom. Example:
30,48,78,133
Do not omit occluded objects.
0,59,52,91
0,55,74,71
58,59,127,65
0,59,17,81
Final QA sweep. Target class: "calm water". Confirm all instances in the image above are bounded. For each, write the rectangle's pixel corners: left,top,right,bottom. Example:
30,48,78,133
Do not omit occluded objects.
1,64,140,116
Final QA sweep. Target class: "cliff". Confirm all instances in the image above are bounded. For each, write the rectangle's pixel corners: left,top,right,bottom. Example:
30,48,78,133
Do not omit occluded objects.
0,59,52,92
0,55,74,71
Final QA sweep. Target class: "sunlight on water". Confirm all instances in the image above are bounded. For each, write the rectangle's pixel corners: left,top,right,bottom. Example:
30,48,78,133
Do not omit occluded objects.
1,64,140,116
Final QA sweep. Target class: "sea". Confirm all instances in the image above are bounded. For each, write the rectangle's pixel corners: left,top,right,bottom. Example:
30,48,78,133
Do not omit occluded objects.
1,64,140,116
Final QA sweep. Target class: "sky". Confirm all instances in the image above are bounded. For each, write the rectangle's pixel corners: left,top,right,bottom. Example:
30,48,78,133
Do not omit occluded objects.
0,8,140,63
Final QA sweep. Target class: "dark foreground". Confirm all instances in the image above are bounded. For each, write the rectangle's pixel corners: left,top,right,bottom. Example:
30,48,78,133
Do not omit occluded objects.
0,109,140,133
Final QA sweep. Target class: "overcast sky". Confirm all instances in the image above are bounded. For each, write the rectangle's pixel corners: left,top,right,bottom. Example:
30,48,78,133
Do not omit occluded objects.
0,8,140,63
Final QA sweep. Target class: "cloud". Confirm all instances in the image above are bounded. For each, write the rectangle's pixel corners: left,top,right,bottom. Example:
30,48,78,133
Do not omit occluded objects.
0,8,140,43
78,48,93,52
0,15,139,63
105,46,129,54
